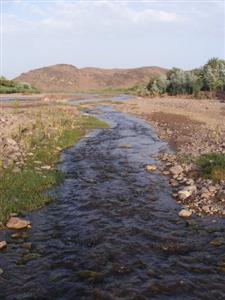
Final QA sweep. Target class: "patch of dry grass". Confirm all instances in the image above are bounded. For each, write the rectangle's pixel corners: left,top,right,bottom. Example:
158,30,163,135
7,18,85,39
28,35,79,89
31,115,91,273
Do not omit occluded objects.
0,104,108,224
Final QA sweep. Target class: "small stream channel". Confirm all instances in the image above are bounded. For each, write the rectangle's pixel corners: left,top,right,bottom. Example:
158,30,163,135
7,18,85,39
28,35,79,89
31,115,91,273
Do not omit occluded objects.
0,96,225,300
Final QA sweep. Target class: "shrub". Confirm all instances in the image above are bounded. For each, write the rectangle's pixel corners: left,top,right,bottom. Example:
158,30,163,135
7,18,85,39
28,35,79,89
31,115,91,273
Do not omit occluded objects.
196,153,225,182
147,75,169,96
202,58,225,92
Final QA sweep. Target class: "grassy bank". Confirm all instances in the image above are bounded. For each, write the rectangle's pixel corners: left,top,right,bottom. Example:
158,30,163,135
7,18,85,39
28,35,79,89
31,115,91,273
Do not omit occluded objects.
196,153,225,182
0,107,108,224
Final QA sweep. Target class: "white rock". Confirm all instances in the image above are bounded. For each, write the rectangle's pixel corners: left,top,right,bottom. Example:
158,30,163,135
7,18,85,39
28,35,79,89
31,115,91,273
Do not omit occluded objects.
178,185,197,200
145,164,157,172
179,209,192,218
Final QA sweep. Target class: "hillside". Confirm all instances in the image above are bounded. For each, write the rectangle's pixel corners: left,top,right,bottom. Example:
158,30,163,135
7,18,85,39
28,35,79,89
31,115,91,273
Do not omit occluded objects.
14,64,167,92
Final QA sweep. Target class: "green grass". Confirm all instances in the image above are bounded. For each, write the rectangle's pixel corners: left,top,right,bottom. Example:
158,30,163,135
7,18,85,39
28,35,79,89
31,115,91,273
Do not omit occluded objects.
196,153,225,182
0,115,108,224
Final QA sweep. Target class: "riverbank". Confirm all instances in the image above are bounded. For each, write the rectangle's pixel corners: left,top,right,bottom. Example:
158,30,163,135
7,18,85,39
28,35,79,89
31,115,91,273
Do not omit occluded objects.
111,95,225,217
0,99,108,225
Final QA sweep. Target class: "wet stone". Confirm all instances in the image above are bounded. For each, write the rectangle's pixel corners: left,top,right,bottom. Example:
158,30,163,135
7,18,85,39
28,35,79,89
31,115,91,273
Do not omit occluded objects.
210,238,224,247
178,209,192,218
145,164,157,172
6,217,31,230
0,241,7,250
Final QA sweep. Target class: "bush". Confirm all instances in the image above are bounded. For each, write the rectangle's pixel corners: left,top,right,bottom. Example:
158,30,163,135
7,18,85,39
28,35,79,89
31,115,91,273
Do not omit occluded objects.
196,153,225,182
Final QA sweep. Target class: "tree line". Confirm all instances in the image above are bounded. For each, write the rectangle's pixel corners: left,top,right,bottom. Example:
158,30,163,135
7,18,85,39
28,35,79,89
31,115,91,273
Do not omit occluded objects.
146,58,225,96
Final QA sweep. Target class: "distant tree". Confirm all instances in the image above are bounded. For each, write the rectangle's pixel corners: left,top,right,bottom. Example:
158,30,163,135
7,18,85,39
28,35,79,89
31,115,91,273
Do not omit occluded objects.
167,68,187,95
185,71,202,94
147,75,169,96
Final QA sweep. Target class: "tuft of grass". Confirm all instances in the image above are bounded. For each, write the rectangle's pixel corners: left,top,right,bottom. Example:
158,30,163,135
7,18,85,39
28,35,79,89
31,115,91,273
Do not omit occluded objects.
0,168,63,223
0,112,108,224
196,153,225,182
79,115,109,130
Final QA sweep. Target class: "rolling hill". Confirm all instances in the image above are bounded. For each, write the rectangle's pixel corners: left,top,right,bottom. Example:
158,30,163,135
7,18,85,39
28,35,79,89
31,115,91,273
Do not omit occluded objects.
14,64,167,92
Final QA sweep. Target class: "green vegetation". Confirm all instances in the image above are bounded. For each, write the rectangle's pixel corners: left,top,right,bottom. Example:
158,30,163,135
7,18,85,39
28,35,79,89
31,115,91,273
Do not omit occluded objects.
0,112,108,223
0,76,39,94
196,153,225,182
146,58,225,96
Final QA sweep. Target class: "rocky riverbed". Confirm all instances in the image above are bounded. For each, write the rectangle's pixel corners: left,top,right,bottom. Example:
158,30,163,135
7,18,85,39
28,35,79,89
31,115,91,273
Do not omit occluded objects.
112,96,225,217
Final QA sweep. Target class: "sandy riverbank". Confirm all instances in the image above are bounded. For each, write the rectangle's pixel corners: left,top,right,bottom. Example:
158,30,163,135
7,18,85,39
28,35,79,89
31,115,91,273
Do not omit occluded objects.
111,96,225,155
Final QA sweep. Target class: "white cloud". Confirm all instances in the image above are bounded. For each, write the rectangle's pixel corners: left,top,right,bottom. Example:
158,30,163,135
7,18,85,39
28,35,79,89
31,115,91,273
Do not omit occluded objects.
2,0,224,78
4,1,183,36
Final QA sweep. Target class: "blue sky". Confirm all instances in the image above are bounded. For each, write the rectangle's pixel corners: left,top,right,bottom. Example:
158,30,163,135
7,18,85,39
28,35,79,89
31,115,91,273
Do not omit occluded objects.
1,0,225,78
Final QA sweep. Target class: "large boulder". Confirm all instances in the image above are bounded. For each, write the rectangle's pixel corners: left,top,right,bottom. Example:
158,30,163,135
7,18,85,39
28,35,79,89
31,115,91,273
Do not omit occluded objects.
178,185,197,200
169,165,183,176
6,217,31,230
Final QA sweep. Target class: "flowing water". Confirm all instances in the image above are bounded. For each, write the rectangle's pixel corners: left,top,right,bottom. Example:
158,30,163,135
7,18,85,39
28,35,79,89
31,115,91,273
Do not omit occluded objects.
0,97,225,300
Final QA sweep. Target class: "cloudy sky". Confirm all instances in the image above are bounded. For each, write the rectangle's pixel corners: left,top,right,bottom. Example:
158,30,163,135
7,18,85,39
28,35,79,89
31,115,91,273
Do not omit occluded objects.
1,0,225,78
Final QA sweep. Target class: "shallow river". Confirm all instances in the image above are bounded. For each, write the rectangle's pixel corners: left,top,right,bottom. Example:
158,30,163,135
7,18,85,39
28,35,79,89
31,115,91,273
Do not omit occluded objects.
0,98,225,300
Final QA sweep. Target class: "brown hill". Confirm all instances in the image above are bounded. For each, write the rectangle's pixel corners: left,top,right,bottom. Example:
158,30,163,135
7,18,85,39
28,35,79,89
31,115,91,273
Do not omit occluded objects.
14,64,167,92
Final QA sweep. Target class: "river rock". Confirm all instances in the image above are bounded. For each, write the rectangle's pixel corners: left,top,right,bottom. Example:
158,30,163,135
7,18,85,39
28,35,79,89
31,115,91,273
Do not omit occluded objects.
178,185,197,200
145,164,157,172
178,209,192,218
186,179,195,185
169,165,183,176
6,217,31,230
162,171,170,176
0,241,7,250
